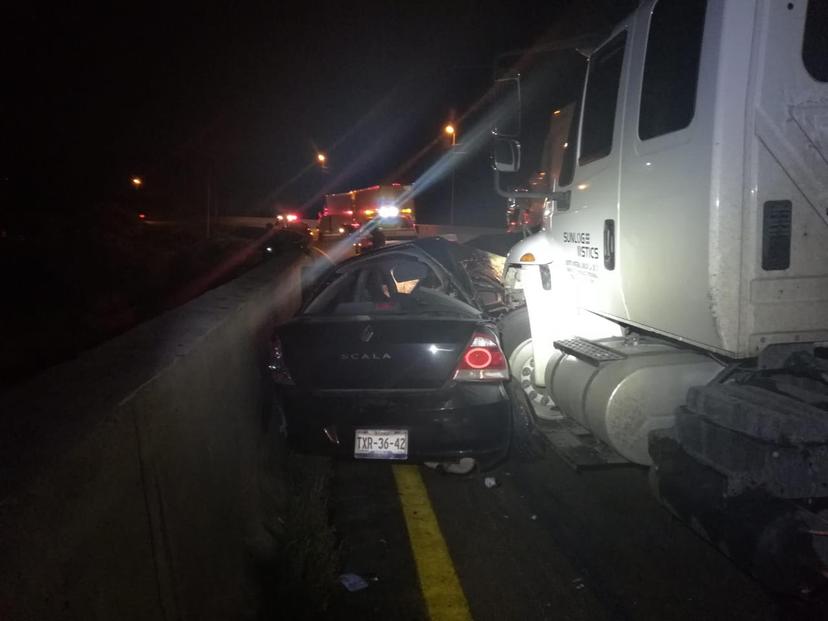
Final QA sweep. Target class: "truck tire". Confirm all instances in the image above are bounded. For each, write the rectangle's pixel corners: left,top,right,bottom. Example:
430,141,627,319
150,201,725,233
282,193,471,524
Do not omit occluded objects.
508,378,546,462
499,306,530,359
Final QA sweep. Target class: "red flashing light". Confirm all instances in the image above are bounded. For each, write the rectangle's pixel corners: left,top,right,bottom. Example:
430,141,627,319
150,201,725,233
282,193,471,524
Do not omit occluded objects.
285,213,299,222
345,210,353,216
138,213,146,220
453,332,508,382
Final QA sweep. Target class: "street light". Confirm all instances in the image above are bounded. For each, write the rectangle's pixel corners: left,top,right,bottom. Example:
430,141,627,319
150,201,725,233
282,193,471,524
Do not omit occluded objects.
317,153,327,165
444,125,456,146
131,177,143,188
444,124,457,224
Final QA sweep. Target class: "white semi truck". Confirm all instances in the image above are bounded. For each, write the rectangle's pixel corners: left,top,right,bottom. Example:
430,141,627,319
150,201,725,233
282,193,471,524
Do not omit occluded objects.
492,0,828,595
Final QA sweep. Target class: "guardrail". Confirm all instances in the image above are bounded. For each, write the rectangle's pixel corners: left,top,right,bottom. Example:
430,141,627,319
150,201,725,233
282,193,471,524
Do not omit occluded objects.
0,250,307,619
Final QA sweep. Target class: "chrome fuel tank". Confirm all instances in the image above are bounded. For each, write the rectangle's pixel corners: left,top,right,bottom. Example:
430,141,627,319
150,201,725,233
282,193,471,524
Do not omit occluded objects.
545,336,723,465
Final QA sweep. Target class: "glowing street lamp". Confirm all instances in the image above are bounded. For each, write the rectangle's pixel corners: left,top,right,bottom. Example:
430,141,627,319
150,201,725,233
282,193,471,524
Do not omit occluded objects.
131,176,143,188
317,152,327,165
444,124,458,224
444,124,456,146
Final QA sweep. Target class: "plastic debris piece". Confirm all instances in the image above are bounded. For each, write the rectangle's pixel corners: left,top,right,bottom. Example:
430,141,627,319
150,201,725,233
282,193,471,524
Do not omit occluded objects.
443,458,476,475
339,573,370,592
484,476,498,488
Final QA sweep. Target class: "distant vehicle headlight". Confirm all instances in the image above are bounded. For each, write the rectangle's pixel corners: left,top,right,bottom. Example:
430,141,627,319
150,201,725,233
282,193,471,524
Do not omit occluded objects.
378,205,399,218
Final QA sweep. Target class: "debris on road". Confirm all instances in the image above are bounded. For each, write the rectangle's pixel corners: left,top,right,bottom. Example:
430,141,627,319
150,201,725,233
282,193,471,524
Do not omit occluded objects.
339,573,370,592
484,476,499,488
444,458,477,475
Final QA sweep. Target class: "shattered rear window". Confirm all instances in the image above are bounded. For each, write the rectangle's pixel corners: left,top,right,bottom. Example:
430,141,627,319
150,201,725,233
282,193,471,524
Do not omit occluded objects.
303,252,478,317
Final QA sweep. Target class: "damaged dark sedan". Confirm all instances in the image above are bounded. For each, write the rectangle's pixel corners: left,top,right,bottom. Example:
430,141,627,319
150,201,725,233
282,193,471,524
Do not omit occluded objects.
267,237,517,470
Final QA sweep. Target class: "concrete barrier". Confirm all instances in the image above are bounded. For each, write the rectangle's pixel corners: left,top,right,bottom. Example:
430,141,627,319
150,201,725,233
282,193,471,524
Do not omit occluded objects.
216,216,502,244
415,224,502,243
0,251,307,620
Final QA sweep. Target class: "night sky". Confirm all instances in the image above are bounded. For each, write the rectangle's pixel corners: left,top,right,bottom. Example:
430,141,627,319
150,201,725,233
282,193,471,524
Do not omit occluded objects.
2,1,635,225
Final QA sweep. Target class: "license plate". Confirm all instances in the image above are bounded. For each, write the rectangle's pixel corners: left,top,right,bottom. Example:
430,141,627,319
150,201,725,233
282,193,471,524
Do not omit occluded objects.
354,429,408,460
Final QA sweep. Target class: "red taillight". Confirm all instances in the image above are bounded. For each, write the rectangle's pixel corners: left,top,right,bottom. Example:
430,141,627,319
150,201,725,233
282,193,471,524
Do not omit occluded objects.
268,334,294,385
138,213,146,220
453,332,509,382
285,213,299,222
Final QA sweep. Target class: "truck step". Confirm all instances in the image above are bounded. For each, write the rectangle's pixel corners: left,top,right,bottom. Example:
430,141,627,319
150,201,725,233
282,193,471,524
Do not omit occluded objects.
554,337,627,366
533,415,630,470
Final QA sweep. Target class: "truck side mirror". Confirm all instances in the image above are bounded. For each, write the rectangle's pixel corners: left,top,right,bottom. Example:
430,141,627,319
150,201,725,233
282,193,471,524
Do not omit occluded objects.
491,137,521,173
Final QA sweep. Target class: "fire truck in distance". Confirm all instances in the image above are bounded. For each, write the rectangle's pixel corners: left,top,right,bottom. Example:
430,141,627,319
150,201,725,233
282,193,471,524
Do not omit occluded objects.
319,184,418,240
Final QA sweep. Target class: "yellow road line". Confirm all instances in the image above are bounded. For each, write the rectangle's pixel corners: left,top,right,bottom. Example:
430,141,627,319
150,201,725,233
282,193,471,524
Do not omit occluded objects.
392,465,473,621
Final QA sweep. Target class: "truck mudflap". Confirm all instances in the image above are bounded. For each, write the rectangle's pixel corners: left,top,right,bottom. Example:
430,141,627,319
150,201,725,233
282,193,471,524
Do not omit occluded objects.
650,429,828,597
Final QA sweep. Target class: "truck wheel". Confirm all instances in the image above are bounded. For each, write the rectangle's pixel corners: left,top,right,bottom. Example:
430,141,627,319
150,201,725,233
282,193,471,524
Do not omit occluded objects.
508,379,547,462
499,306,530,359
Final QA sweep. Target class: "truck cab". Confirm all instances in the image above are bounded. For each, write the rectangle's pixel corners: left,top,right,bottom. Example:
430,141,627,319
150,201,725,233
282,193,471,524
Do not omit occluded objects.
503,0,827,371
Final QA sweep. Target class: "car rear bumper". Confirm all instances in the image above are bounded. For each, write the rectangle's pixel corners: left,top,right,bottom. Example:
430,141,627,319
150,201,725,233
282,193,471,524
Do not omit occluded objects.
278,383,511,463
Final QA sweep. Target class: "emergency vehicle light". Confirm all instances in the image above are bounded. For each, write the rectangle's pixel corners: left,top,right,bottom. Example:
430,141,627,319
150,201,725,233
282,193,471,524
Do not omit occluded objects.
378,205,400,218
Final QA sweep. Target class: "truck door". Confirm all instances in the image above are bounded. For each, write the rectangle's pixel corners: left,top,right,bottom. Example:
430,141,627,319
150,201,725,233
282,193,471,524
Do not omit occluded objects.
550,26,632,325
618,0,715,347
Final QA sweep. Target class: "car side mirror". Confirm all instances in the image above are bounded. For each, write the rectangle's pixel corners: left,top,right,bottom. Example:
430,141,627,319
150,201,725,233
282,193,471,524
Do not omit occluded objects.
491,137,521,173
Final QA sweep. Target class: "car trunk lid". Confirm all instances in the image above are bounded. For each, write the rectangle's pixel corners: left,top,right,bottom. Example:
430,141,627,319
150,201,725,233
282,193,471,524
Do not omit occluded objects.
279,318,479,389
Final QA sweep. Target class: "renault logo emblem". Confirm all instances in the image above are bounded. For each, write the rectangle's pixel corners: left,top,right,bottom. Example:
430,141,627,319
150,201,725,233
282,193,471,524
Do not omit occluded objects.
361,325,374,343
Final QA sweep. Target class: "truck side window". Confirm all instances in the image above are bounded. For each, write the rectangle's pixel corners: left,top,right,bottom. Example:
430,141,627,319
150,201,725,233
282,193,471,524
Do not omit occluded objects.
559,92,582,188
638,0,707,140
803,0,828,82
579,32,627,166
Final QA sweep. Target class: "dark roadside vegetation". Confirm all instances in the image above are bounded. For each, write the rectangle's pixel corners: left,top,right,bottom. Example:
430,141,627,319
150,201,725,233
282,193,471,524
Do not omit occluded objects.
257,453,341,620
0,204,276,391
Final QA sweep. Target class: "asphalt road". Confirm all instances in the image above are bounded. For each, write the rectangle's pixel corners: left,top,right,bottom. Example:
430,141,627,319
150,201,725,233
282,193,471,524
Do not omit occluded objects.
328,448,824,621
